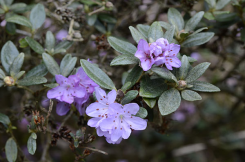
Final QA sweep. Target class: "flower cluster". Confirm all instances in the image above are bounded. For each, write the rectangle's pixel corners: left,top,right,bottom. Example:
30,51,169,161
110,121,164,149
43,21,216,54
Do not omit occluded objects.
135,38,181,71
86,88,147,144
47,68,99,116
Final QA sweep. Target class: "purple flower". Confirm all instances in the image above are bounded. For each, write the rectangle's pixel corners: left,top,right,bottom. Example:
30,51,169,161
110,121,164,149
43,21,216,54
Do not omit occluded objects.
86,88,147,144
135,39,155,71
56,29,68,41
47,67,98,116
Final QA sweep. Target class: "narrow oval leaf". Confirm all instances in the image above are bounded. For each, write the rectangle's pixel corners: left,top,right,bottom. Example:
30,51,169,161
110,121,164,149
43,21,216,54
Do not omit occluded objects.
168,8,184,31
98,14,117,23
139,75,167,98
143,98,156,108
110,54,139,66
42,53,60,76
25,37,44,54
0,80,4,87
54,41,73,54
182,32,214,47
6,15,32,28
10,53,24,77
17,76,47,86
45,31,55,52
151,67,177,82
129,26,147,43
60,54,77,77
1,41,19,74
164,25,175,42
216,0,230,10
44,83,59,88
158,88,181,116
185,11,204,32
3,0,14,6
124,65,143,90
206,0,216,8
108,36,137,55
181,90,202,101
5,138,17,162
30,4,46,29
25,63,48,78
185,62,210,83
87,14,97,26
121,82,131,93
0,112,10,125
9,3,26,11
136,24,150,39
80,59,115,90
178,55,189,80
189,27,208,37
135,107,148,118
15,71,25,80
0,68,6,79
121,90,138,105
148,22,164,42
158,21,171,30
188,80,220,92
27,134,36,155
94,20,106,34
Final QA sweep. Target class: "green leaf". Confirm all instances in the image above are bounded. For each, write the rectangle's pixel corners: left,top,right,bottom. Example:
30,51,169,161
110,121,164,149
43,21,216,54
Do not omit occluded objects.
80,59,115,90
185,11,204,32
206,0,216,8
0,8,4,14
17,76,47,86
5,138,17,162
135,107,148,118
0,68,6,79
139,75,167,98
45,31,55,52
182,32,214,47
110,54,139,66
54,41,73,54
188,80,220,92
136,24,150,39
121,90,138,105
10,53,24,77
44,83,59,88
143,98,156,108
108,36,137,55
189,27,208,37
98,14,117,23
5,22,16,35
188,57,197,63
129,26,147,43
181,90,202,101
94,20,106,34
9,3,26,11
204,12,215,20
27,133,37,155
42,53,60,76
25,63,48,78
25,37,45,54
158,88,181,116
168,8,184,31
60,54,77,77
214,12,237,22
19,38,28,48
87,14,97,26
164,25,175,43
124,65,143,90
3,0,13,6
121,82,131,93
80,0,97,5
178,55,189,80
185,62,210,83
158,21,171,30
15,71,25,80
0,113,10,125
6,15,32,28
148,22,164,42
1,41,19,74
241,28,245,42
216,0,230,10
151,67,177,82
30,4,46,29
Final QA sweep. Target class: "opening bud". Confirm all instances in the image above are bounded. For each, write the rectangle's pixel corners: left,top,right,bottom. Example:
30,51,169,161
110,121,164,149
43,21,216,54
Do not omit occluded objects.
177,80,187,90
4,76,15,86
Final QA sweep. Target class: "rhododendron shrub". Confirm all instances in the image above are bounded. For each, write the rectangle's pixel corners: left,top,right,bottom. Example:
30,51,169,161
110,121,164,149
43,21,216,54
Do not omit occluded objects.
2,0,244,161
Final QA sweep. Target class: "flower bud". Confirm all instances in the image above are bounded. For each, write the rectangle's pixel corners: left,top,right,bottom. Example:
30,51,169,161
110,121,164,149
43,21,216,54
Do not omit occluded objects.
3,76,15,86
177,80,187,90
105,1,114,8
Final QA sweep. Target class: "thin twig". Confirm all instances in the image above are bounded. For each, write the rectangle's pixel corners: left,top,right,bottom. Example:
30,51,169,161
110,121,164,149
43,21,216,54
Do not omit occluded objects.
83,147,108,155
88,6,105,16
58,110,73,131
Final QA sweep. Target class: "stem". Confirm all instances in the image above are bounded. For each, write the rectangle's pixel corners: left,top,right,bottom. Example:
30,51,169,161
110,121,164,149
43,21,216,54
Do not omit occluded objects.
58,110,73,131
88,6,105,16
17,85,34,95
82,147,108,155
40,131,51,162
